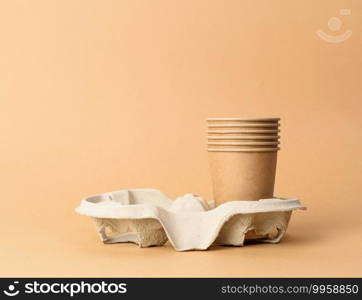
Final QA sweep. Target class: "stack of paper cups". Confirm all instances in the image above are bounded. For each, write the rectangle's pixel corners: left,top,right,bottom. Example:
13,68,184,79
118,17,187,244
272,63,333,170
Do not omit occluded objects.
207,117,280,206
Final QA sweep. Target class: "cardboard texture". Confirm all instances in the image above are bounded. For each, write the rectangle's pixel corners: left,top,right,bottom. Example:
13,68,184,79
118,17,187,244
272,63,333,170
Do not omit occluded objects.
208,151,278,204
76,189,305,251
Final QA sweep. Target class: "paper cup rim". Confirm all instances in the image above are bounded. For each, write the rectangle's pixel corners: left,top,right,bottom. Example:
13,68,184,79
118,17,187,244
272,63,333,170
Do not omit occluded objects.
207,117,280,122
207,123,279,128
207,147,280,152
207,135,280,140
207,141,280,145
207,129,280,134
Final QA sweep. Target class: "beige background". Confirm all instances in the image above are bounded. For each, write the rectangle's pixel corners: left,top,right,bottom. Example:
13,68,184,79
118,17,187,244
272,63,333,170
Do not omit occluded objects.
1,0,361,277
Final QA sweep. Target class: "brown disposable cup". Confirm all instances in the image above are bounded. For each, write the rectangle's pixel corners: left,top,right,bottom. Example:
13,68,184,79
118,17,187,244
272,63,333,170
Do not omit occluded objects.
208,150,278,205
208,148,279,240
207,117,281,240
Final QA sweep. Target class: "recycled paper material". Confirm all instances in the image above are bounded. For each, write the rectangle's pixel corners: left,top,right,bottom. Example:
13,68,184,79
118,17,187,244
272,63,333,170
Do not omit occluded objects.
208,151,278,204
76,189,305,251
